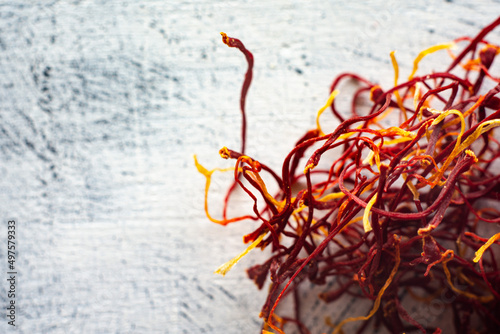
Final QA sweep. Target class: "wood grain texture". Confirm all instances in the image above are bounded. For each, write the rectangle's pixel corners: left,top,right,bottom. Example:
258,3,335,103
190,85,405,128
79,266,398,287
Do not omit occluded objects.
0,1,499,333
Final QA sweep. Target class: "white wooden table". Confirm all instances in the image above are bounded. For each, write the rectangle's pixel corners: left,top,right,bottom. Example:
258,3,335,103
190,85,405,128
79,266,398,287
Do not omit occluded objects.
0,1,498,333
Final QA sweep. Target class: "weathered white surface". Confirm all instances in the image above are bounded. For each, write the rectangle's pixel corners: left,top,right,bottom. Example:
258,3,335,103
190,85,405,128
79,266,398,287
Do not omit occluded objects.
0,1,498,333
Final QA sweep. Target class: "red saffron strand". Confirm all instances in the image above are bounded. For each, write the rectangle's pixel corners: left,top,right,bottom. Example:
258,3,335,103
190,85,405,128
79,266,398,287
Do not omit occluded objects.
220,32,255,220
220,32,254,156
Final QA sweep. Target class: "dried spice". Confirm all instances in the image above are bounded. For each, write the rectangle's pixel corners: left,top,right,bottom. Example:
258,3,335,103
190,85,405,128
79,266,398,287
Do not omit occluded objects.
196,17,500,333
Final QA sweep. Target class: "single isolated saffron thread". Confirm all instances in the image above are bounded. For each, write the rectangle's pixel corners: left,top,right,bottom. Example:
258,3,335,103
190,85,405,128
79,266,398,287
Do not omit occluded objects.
196,18,500,334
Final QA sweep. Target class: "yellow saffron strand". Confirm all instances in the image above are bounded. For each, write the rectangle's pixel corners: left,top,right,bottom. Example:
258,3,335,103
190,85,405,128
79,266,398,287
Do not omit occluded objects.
363,194,378,233
413,82,422,111
443,95,486,129
427,119,500,186
378,127,416,139
473,232,500,263
402,173,420,200
194,155,242,224
318,191,345,202
426,109,466,185
408,42,455,80
215,232,268,276
332,236,401,334
248,171,284,211
362,150,376,166
316,89,340,135
390,51,407,121
455,120,500,154
390,51,399,86
304,162,315,174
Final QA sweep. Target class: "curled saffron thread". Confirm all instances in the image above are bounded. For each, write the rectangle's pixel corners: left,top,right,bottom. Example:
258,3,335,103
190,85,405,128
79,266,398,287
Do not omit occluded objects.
198,20,500,334
194,155,255,225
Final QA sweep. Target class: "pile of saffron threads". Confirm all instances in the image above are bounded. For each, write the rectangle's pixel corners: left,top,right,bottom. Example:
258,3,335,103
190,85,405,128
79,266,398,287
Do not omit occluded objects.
195,17,500,334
